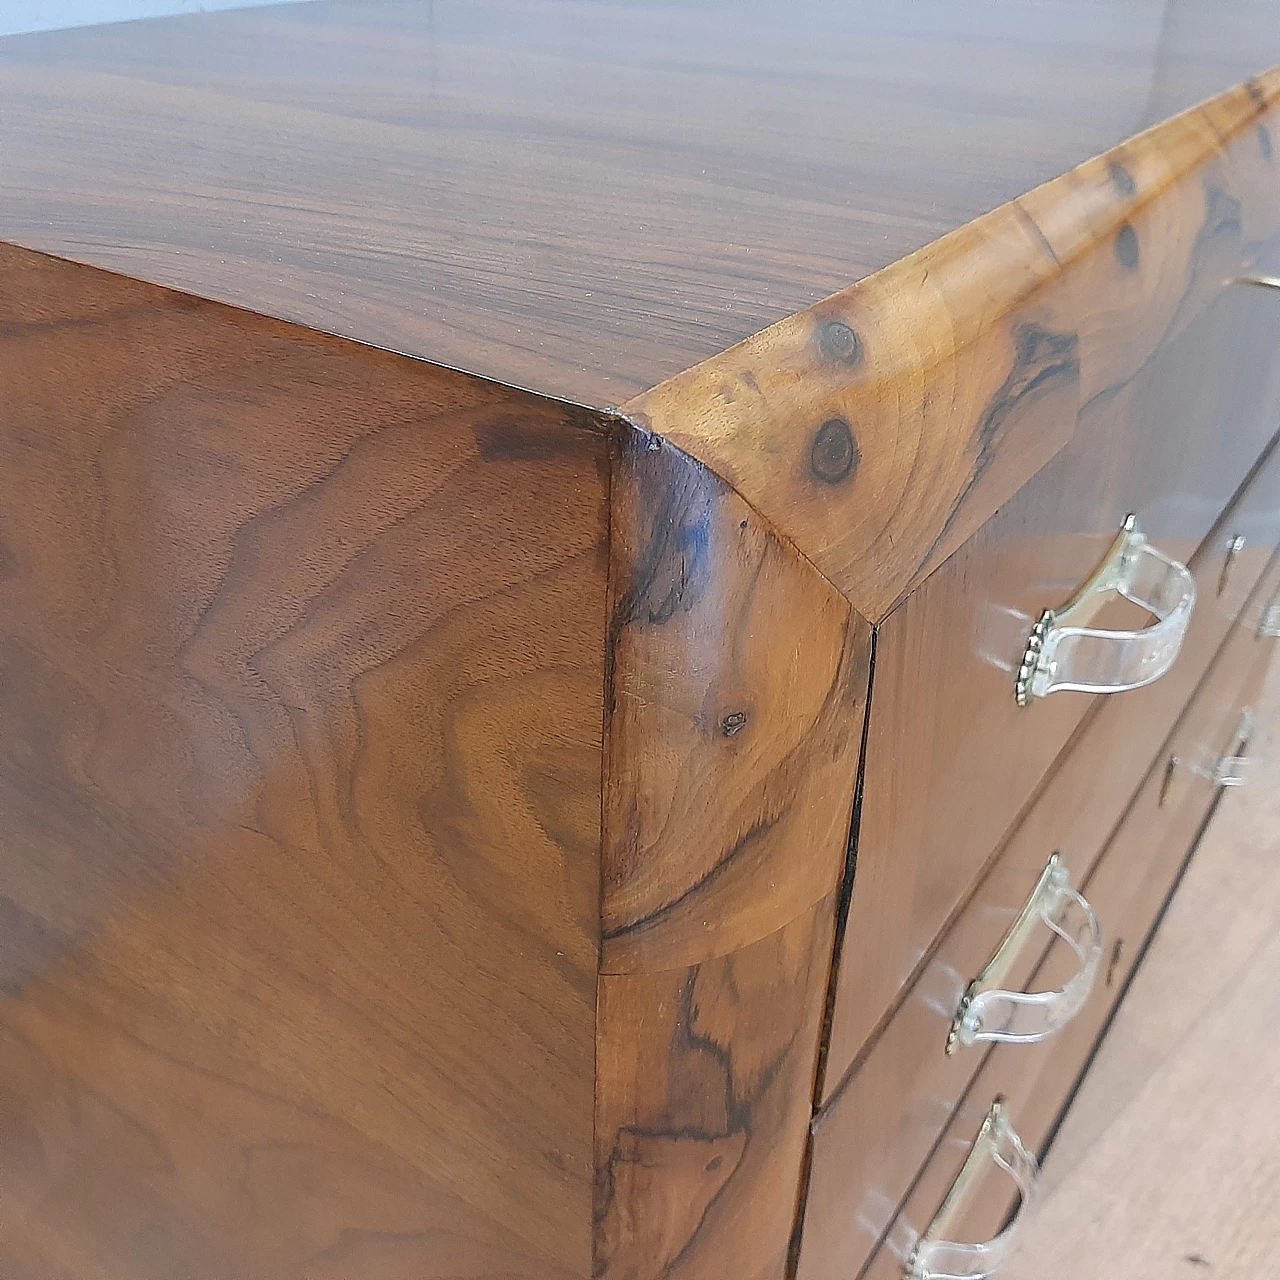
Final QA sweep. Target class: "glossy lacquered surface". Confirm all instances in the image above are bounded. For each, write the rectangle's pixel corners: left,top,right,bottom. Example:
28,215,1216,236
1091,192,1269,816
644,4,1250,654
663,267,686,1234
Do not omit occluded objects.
0,243,608,1280
595,430,872,1278
3,0,1280,406
0,245,878,1280
823,266,1280,1091
5,8,1280,1279
628,73,1280,623
858,592,1280,1280
796,496,1280,1280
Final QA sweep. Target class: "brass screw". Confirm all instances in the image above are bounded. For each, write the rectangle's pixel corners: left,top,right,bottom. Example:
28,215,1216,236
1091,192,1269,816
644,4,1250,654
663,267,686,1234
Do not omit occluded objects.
1106,938,1126,988
1218,534,1246,597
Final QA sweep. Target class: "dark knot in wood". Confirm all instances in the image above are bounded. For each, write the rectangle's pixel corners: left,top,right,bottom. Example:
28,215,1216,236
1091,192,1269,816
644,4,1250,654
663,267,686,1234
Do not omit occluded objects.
810,417,859,485
1108,160,1136,198
818,319,863,366
1115,222,1140,270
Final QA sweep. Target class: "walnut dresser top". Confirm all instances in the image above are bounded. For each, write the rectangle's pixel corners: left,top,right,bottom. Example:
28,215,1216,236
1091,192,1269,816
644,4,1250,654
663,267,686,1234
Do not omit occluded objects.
1,0,1278,407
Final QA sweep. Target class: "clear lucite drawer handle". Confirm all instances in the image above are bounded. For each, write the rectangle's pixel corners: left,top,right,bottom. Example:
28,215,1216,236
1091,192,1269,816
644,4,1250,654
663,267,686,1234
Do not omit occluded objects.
1208,708,1255,789
905,1099,1039,1280
948,853,1102,1055
1016,515,1197,705
1259,582,1280,638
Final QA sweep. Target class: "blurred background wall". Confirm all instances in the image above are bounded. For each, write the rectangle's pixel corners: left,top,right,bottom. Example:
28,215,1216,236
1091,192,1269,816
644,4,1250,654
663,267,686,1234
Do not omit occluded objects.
0,0,310,37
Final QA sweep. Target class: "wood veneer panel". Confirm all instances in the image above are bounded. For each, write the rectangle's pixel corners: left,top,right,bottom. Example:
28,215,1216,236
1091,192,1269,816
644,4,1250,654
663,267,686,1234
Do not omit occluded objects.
861,603,1279,1280
798,526,1280,1280
594,429,872,1277
627,73,1280,622
824,262,1280,1087
0,244,607,1279
595,894,838,1280
601,427,871,974
3,2,1280,405
818,98,1280,1085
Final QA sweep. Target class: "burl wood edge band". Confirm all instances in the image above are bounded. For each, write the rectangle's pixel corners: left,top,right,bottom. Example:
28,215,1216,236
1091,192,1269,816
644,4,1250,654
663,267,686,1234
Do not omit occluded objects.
594,426,872,1280
623,68,1280,625
602,424,871,976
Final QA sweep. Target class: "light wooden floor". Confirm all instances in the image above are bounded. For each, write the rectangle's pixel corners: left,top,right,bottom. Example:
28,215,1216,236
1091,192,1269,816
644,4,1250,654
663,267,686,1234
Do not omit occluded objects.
1004,666,1280,1279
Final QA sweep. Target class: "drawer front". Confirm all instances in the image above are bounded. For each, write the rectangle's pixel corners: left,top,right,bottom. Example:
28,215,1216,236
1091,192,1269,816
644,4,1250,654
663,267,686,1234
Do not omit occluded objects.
796,536,1280,1280
855,603,1277,1280
824,285,1280,1089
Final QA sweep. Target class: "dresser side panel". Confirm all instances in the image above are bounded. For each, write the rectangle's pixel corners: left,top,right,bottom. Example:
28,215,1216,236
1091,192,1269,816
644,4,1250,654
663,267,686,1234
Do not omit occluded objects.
0,244,606,1280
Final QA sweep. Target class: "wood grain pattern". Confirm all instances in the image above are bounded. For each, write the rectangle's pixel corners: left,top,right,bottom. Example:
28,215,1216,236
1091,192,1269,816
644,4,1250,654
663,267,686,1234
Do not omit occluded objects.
815,97,1280,1086
602,426,871,974
975,629,1276,1267
626,73,1280,622
4,15,1280,1278
822,269,1280,1090
3,2,1280,406
858,603,1279,1280
0,243,609,1279
797,536,1280,1280
594,894,838,1280
594,429,871,1276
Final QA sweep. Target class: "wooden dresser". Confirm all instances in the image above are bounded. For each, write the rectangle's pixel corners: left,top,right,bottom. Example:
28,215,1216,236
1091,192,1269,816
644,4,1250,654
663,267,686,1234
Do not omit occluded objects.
3,3,1280,1278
